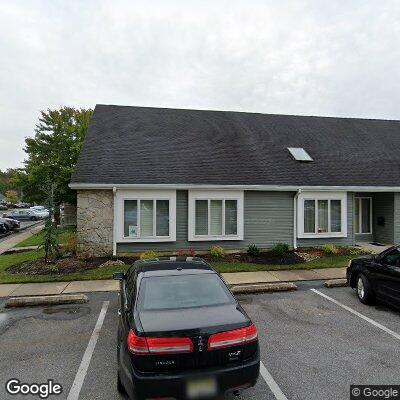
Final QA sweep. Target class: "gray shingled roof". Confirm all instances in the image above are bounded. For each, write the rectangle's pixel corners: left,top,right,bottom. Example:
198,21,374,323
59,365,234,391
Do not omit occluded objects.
71,104,400,187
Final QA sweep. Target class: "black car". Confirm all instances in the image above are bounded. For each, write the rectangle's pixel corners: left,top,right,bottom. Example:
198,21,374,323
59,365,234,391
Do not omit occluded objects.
0,222,7,234
113,257,260,400
0,217,20,231
347,246,400,309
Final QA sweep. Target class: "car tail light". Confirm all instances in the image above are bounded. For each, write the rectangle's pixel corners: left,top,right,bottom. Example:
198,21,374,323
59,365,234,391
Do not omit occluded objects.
127,330,193,355
207,324,258,350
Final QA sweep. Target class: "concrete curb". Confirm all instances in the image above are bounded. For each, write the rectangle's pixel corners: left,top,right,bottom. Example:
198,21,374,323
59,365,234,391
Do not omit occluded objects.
231,282,297,294
324,279,348,288
5,294,88,308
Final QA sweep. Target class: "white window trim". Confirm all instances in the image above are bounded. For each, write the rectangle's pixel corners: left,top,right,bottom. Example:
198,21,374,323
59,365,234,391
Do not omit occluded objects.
115,189,176,242
188,190,244,241
297,191,347,238
354,196,373,235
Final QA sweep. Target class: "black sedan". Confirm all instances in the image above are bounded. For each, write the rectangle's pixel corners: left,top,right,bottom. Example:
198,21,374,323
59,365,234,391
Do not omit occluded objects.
113,257,260,400
0,222,7,234
347,246,400,309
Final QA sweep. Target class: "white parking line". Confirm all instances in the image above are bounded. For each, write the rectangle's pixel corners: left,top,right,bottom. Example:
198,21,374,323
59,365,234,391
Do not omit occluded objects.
67,301,110,400
260,361,288,400
311,289,400,341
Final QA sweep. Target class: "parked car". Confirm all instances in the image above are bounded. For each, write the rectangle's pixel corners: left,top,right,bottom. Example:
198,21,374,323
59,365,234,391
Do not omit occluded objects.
0,218,21,231
0,217,20,231
0,222,7,234
113,257,260,400
347,246,400,309
3,210,39,221
30,206,49,219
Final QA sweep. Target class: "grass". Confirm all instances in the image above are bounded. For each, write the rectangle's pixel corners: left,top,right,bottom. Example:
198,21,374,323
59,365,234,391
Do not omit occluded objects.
212,255,353,273
0,250,353,284
0,249,131,284
16,227,75,248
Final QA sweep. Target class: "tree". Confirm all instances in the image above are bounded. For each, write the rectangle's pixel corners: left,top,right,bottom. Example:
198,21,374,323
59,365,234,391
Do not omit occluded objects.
5,190,19,204
15,107,93,206
0,169,21,197
39,182,61,263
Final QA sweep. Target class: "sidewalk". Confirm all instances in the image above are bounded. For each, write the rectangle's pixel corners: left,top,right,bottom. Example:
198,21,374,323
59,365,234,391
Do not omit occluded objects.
0,267,347,298
0,222,44,255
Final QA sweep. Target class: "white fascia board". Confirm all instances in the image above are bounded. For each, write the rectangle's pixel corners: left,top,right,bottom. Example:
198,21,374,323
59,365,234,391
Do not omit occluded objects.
69,183,400,192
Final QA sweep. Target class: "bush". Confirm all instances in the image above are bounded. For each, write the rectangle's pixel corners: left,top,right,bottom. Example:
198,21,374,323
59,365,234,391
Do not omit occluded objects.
63,231,78,256
140,250,158,260
247,244,260,257
271,243,289,257
210,245,225,260
322,244,339,255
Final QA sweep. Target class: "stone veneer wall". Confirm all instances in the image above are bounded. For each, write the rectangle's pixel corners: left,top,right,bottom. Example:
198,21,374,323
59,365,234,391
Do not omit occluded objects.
77,190,113,257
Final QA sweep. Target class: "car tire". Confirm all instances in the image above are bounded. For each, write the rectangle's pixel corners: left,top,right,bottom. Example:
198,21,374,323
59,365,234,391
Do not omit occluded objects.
356,273,374,305
30,216,37,221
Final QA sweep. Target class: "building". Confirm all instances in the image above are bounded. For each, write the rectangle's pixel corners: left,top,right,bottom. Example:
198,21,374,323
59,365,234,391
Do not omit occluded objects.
70,105,400,257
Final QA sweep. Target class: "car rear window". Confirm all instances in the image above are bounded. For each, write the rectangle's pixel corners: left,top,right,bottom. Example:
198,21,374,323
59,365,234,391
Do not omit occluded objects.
138,273,234,310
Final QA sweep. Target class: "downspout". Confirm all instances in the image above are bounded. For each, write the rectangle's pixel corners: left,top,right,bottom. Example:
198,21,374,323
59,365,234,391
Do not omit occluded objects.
113,186,117,257
293,189,301,250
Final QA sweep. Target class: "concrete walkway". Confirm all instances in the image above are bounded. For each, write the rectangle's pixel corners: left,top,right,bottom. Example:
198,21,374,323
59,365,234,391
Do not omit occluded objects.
0,222,44,255
0,267,347,298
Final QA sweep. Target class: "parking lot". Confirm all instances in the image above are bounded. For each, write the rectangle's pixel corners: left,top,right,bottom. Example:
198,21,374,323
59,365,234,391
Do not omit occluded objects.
0,281,399,400
0,220,41,242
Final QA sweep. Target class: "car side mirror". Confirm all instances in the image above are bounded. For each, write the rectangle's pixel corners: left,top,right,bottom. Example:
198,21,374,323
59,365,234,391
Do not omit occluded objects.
113,272,126,281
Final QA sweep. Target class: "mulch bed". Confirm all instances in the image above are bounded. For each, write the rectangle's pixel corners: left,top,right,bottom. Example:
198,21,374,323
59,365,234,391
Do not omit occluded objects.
7,246,363,276
7,256,137,276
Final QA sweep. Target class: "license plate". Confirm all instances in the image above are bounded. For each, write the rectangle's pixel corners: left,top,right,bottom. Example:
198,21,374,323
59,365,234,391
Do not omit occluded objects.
186,377,217,399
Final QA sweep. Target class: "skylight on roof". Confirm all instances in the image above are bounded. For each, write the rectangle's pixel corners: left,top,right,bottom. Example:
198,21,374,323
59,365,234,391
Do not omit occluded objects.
287,147,313,162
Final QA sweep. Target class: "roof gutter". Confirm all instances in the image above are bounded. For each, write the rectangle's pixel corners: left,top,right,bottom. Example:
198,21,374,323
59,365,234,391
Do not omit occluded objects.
69,183,400,192
293,189,301,250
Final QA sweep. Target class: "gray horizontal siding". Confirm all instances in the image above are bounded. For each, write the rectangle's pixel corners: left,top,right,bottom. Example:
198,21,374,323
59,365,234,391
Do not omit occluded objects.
394,193,400,244
117,190,294,254
373,193,394,244
297,192,354,248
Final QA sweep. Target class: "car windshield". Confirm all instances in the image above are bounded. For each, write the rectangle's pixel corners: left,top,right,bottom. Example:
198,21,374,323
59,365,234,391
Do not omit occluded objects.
138,273,234,310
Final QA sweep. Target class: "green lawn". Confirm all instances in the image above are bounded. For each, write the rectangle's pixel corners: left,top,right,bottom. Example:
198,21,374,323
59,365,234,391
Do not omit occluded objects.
16,227,75,248
212,255,353,273
0,250,353,284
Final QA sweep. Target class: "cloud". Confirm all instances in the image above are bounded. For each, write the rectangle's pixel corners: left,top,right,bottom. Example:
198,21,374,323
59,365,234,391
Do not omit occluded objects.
1,0,400,169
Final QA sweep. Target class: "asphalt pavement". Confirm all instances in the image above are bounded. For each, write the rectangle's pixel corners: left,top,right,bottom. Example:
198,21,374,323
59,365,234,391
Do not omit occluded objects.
0,281,399,400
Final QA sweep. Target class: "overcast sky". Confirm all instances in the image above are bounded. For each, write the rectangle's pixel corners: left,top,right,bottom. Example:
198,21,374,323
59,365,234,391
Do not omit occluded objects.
1,0,400,170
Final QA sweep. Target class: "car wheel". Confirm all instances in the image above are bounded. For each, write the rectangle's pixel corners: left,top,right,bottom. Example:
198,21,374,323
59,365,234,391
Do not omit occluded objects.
30,216,37,221
117,371,125,394
356,274,374,305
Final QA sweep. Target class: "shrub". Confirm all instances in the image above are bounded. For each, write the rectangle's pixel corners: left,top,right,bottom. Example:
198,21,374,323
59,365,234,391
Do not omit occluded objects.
271,243,289,257
140,250,158,260
63,231,78,256
176,249,185,257
210,245,225,260
247,244,260,257
322,244,339,255
189,248,196,257
47,265,59,273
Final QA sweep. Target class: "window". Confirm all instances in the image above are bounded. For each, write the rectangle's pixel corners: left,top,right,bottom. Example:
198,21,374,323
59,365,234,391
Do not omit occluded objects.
124,199,169,238
188,190,244,241
382,248,400,266
354,197,372,234
138,274,234,311
297,192,347,238
287,147,313,162
117,190,176,242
